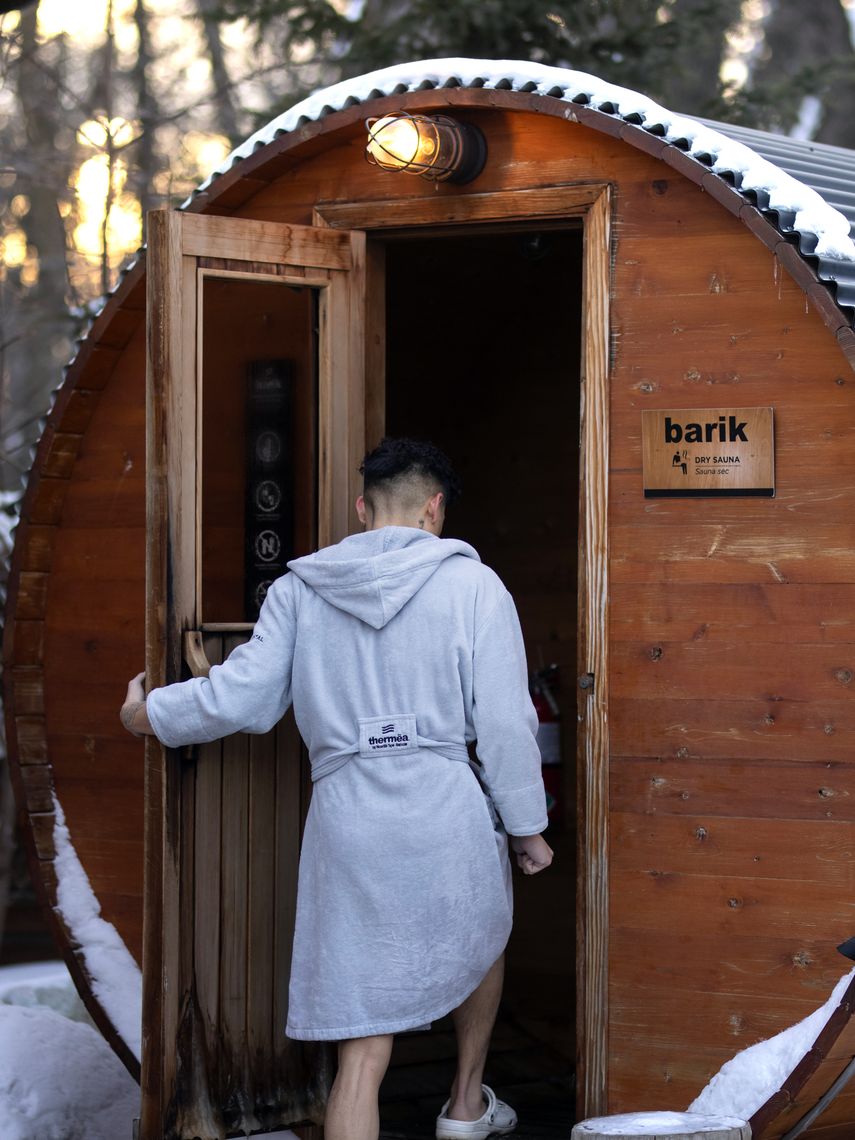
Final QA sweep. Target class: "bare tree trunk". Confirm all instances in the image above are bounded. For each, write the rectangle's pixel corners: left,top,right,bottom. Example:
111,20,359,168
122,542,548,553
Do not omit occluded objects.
13,3,73,447
98,0,116,297
752,0,855,144
660,0,743,115
131,0,158,239
195,0,240,143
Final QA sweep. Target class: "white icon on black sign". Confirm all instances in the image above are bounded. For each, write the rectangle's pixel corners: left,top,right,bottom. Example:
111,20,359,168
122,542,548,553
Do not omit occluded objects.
254,579,273,609
255,479,282,513
256,431,282,464
255,530,281,562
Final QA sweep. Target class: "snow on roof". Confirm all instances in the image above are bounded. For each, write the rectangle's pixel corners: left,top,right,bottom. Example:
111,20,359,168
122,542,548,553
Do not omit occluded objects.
51,796,142,1061
187,56,855,263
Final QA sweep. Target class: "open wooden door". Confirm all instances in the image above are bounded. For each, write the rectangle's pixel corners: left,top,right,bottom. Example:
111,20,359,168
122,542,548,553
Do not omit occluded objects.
143,210,366,1140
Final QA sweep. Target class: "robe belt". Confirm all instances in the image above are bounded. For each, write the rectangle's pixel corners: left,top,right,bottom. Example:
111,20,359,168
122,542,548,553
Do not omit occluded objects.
311,737,471,782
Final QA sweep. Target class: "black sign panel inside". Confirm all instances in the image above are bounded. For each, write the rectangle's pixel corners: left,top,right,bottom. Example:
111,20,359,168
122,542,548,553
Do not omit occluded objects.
244,359,294,620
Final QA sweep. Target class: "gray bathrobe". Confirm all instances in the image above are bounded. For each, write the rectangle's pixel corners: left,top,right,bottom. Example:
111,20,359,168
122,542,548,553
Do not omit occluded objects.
147,526,547,1040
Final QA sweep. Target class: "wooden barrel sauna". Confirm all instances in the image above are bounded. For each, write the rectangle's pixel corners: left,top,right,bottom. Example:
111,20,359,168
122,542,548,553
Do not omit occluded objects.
4,57,855,1140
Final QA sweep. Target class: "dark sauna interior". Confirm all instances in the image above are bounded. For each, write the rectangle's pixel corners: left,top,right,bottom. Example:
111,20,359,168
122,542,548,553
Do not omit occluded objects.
382,226,583,1137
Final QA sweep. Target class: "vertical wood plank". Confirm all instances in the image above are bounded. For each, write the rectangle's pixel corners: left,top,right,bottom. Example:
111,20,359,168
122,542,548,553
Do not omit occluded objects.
193,634,225,1099
319,235,367,547
347,230,367,532
273,715,304,1047
316,272,334,550
217,636,254,1134
364,238,386,450
143,207,192,1140
576,187,611,1120
247,718,277,1113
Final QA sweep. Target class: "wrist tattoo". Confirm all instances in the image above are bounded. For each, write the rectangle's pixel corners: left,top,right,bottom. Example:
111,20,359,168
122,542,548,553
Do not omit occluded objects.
121,700,145,733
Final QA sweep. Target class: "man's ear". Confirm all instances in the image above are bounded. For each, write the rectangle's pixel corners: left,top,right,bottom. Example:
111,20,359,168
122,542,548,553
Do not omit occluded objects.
355,494,367,525
427,491,445,523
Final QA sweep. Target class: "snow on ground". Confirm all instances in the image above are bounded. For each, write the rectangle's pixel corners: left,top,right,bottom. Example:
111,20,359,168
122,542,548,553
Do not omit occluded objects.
0,960,138,1140
689,968,855,1120
0,961,300,1140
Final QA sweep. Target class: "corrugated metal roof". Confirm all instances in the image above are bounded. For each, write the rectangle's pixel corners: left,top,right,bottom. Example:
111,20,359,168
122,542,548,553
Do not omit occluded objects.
694,117,855,315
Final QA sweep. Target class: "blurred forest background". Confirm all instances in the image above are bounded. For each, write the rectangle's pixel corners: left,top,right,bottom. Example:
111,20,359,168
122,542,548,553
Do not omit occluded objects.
0,0,854,955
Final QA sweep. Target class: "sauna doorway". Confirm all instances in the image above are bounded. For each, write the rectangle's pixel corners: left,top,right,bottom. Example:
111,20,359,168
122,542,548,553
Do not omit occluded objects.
380,225,582,1136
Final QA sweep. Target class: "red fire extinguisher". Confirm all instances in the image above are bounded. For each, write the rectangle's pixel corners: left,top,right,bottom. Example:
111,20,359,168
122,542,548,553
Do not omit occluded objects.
531,665,562,828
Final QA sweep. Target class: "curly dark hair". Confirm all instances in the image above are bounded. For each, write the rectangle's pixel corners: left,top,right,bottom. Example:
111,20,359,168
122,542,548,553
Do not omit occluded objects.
359,437,462,508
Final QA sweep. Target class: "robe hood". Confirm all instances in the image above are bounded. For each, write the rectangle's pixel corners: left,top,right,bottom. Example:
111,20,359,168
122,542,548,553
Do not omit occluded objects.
287,527,480,629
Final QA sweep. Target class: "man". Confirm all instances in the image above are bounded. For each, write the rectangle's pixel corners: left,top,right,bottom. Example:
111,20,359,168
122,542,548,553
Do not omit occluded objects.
121,437,553,1140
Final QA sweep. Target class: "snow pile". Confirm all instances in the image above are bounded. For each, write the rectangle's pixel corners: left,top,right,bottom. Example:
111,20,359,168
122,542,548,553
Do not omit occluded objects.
690,968,855,1120
189,56,855,262
574,1112,747,1135
0,964,138,1140
0,960,91,1024
0,962,302,1139
51,795,143,1060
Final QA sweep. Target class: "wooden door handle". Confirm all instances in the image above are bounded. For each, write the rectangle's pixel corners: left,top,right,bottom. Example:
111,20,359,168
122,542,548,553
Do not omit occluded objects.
183,630,211,678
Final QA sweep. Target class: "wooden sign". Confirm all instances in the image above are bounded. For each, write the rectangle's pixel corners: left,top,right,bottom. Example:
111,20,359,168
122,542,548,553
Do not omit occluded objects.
642,407,775,498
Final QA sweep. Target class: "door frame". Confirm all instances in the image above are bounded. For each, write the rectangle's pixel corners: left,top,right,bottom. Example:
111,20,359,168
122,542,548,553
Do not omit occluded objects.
143,209,365,1138
315,183,612,1117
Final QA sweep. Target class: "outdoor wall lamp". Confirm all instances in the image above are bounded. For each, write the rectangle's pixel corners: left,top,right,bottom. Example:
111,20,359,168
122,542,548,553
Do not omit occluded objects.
365,113,487,184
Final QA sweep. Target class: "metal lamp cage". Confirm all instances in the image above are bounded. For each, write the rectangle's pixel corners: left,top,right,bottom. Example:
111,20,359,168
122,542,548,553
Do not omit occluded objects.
365,112,487,184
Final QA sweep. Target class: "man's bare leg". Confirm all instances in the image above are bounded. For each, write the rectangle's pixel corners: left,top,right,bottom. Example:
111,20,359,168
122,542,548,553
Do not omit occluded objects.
446,954,505,1120
325,1033,394,1140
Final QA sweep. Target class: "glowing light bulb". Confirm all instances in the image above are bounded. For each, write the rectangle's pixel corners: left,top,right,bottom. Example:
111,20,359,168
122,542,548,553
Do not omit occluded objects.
366,116,421,170
365,113,487,184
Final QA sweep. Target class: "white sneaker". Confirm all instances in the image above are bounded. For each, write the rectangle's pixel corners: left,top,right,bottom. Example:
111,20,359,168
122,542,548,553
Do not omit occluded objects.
435,1084,518,1140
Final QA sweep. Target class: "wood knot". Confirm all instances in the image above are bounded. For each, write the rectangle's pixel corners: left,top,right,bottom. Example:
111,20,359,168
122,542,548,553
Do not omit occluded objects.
728,897,743,909
675,746,689,759
792,950,813,968
762,713,775,726
638,381,655,393
836,377,846,386
650,776,668,788
652,179,668,195
834,668,853,685
824,722,836,735
819,787,836,798
649,646,663,661
695,826,708,841
684,368,701,383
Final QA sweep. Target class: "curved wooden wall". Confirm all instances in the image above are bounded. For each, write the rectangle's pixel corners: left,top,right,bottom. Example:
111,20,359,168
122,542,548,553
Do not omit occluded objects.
3,266,147,1074
3,85,855,1137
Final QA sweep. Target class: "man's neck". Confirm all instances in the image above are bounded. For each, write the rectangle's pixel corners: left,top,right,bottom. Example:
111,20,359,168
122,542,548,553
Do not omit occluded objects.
368,515,439,536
